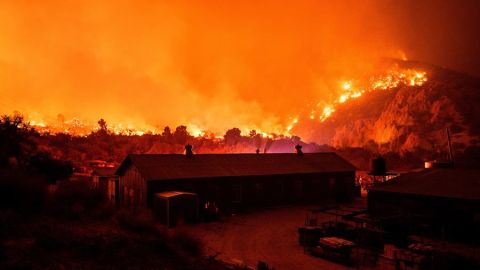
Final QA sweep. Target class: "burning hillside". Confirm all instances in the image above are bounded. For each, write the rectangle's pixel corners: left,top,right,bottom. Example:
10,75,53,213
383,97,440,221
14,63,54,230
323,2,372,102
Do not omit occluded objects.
2,1,480,167
9,59,480,166
19,61,428,139
286,61,428,131
293,61,480,155
2,1,480,140
8,60,476,172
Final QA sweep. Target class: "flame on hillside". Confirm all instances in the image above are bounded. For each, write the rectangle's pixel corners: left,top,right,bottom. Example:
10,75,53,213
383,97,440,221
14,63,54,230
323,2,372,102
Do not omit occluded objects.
285,65,427,131
23,65,427,138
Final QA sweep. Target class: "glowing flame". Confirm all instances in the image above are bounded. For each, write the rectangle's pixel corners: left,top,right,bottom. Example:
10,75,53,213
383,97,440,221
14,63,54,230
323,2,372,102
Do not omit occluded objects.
26,116,285,139
338,94,348,103
286,117,298,132
288,66,428,130
24,66,428,138
187,124,206,137
319,106,335,121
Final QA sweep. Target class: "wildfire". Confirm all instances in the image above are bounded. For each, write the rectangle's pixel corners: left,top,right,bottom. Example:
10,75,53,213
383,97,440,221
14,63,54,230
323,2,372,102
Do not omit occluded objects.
25,116,280,139
319,106,335,122
23,66,428,138
287,66,428,131
28,120,154,137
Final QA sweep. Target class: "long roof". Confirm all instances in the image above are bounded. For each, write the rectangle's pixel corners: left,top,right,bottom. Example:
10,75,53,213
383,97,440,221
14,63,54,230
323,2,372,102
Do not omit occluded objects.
369,168,480,201
116,153,355,181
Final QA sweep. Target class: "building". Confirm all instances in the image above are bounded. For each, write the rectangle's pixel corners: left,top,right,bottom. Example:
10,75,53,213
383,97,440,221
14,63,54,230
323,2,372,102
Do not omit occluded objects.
368,168,480,243
115,148,357,214
154,191,199,227
91,167,119,205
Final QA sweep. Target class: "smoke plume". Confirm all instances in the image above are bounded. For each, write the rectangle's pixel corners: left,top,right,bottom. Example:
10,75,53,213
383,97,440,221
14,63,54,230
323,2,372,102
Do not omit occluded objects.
1,0,479,135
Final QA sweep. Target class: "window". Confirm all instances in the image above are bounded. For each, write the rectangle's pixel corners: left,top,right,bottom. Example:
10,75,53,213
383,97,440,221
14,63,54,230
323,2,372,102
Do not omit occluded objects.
328,178,336,191
255,182,264,193
208,184,220,197
232,184,242,203
276,181,284,195
293,180,303,198
254,182,265,202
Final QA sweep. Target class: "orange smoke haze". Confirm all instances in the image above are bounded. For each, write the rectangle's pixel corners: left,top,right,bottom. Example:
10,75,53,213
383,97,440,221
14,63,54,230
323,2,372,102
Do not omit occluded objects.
1,1,479,137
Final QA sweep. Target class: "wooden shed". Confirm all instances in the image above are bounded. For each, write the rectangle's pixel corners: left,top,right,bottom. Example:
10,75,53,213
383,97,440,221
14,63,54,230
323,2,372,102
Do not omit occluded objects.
91,167,119,205
153,191,199,227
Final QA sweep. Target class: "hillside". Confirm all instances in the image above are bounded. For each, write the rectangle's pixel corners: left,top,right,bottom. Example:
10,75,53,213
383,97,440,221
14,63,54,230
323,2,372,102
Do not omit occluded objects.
296,62,480,159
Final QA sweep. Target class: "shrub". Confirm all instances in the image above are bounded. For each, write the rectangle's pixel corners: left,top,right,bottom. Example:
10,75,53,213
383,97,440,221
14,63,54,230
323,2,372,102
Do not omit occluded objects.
49,179,106,219
90,202,116,220
115,208,157,233
29,152,73,184
169,230,203,257
0,170,46,214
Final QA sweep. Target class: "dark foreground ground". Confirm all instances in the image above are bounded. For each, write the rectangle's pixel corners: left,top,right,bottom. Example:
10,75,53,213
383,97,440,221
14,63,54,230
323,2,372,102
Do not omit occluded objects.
1,203,353,270
185,201,367,270
0,209,232,270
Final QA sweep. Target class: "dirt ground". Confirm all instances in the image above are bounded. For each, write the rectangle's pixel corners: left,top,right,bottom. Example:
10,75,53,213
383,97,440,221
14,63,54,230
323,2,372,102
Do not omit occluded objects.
184,200,366,270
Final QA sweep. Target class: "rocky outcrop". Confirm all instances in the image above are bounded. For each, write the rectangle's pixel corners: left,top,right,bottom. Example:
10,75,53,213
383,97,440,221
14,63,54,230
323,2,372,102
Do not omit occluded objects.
298,63,480,155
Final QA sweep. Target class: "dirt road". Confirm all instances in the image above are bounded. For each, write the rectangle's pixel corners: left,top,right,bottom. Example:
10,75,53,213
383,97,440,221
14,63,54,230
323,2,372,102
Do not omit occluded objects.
185,206,352,270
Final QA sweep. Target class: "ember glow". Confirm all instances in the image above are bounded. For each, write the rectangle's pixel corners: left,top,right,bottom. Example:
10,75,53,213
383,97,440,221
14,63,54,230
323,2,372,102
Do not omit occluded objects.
17,65,430,138
0,1,476,140
285,66,428,132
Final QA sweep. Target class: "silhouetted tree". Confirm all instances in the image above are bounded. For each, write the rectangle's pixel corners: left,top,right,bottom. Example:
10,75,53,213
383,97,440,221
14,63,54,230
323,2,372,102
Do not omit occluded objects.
173,126,191,145
162,126,171,136
252,133,263,150
161,126,174,143
96,118,108,136
0,114,37,167
224,128,242,145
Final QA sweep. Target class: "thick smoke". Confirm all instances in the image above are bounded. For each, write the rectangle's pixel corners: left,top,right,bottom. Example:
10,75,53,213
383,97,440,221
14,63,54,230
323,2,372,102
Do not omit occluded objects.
0,0,479,134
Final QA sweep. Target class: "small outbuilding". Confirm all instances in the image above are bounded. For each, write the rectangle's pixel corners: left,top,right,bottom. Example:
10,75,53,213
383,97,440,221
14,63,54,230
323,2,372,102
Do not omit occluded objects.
368,168,480,243
91,167,119,205
153,191,199,227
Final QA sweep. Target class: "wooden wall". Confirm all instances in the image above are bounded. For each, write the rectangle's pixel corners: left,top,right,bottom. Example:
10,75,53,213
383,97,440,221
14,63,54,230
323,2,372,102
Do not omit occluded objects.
368,190,480,244
118,165,356,213
145,171,356,212
119,165,147,207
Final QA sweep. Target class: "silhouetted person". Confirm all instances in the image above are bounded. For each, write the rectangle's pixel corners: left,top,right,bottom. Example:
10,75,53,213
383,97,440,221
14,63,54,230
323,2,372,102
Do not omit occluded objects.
185,144,194,157
295,144,303,156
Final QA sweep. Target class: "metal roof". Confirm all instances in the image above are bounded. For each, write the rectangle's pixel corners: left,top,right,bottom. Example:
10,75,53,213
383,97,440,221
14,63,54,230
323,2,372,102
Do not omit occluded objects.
155,191,198,198
116,153,356,181
369,168,480,201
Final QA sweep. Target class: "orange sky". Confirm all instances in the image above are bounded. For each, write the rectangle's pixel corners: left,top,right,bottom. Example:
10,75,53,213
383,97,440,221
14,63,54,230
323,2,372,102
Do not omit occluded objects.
1,0,479,134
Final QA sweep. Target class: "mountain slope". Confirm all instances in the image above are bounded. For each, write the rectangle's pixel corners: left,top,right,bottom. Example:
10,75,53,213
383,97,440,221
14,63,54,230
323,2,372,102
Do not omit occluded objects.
296,62,480,155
